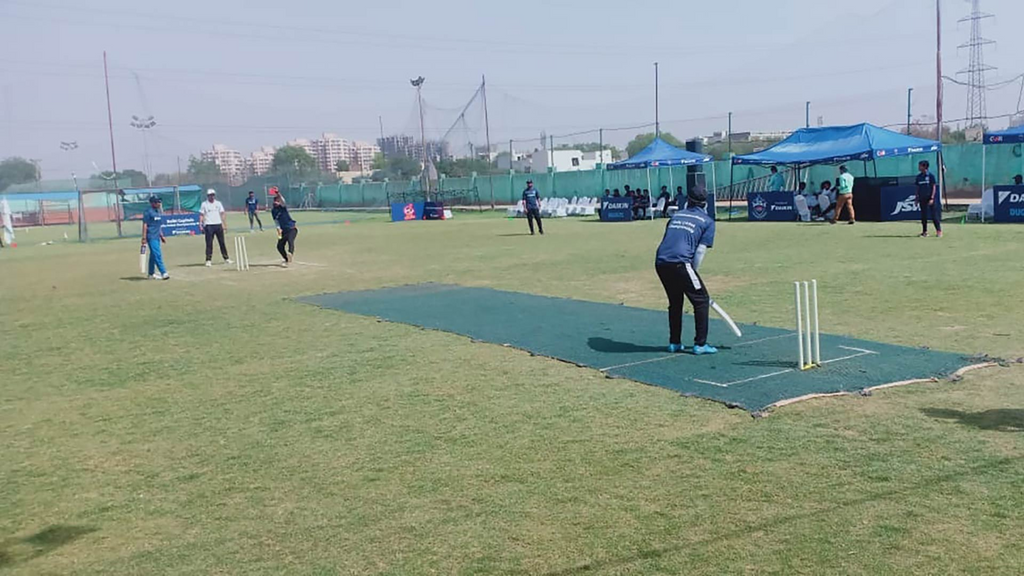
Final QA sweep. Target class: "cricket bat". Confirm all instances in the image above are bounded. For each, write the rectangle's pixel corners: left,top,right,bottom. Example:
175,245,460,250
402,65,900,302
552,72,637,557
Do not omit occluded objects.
710,300,743,338
139,244,147,275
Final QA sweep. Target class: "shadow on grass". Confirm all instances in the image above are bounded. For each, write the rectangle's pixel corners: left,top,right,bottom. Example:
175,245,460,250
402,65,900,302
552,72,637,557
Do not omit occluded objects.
0,525,97,568
496,233,534,237
921,408,1024,432
118,277,149,282
588,337,664,354
863,235,923,239
534,457,1017,576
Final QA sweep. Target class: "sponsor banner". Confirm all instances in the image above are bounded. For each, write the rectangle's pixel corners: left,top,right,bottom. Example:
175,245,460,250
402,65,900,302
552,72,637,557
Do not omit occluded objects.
599,197,633,222
880,186,921,221
390,202,425,222
422,201,446,220
994,185,1024,223
747,191,795,221
161,212,201,236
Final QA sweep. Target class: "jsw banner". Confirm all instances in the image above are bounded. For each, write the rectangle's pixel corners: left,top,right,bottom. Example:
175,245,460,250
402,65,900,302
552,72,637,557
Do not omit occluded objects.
747,192,795,222
994,185,1024,223
880,186,921,222
161,212,201,236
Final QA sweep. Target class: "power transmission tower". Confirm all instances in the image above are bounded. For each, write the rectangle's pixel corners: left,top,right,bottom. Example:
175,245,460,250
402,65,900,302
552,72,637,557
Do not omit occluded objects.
957,0,996,128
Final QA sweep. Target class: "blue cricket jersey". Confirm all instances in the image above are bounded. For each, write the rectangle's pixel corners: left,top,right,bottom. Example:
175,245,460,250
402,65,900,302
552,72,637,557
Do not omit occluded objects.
915,171,937,200
246,196,259,213
522,187,541,210
142,207,163,241
272,205,296,231
655,206,716,265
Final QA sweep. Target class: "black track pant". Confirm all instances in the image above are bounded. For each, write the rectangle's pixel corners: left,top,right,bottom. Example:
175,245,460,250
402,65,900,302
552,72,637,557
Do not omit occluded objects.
656,262,710,346
526,207,543,235
248,210,263,230
918,196,942,234
277,228,297,260
204,224,229,261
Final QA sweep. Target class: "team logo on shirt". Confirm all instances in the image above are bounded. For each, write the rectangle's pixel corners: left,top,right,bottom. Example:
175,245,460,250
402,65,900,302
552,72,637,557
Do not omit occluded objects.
751,195,769,220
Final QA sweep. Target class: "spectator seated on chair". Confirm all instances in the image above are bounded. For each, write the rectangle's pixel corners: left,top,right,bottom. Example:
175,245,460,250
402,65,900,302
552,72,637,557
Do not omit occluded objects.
656,186,672,217
811,181,835,221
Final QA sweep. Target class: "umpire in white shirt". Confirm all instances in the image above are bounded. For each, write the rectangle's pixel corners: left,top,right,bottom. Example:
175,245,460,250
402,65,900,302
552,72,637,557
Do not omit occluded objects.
199,189,232,267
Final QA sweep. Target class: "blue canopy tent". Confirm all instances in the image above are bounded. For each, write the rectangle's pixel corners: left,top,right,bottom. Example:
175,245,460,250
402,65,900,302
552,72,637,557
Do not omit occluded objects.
731,123,941,220
980,125,1024,222
981,125,1024,197
606,138,715,219
732,123,940,166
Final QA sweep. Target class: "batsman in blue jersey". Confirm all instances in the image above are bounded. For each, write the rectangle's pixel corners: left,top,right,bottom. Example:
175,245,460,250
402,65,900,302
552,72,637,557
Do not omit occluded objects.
654,186,717,354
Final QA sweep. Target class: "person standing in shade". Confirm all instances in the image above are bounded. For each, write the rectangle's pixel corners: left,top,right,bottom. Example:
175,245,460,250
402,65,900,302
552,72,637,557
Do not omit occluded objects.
916,160,942,238
831,165,856,224
674,186,686,208
654,186,717,355
1013,174,1023,186
245,191,263,232
522,179,543,235
768,166,785,191
141,195,170,280
199,189,232,266
272,193,298,266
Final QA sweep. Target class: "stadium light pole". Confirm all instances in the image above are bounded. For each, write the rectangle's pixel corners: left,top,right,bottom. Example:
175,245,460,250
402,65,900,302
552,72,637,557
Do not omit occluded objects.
410,76,428,196
907,88,914,134
61,141,84,240
654,62,660,139
130,114,156,183
805,101,810,128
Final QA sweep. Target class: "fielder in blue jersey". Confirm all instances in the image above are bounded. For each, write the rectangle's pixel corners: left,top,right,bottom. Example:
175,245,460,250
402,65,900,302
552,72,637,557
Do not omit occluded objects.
654,187,716,354
141,195,170,280
245,191,263,232
522,180,543,235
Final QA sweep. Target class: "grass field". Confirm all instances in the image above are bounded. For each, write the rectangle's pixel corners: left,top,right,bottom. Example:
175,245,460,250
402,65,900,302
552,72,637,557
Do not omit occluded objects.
2,211,1023,575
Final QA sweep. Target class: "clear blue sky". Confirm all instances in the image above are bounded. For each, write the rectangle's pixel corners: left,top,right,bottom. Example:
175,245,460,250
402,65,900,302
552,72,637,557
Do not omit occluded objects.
2,0,1023,178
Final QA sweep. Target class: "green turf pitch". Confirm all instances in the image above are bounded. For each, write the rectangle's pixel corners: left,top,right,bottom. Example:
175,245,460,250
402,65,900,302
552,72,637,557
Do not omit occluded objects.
299,283,977,412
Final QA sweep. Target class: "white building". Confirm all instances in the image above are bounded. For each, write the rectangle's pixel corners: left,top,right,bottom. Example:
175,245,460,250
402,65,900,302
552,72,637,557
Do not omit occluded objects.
286,138,317,159
495,150,532,172
245,146,276,177
351,141,380,172
201,144,246,185
316,133,353,173
530,149,613,173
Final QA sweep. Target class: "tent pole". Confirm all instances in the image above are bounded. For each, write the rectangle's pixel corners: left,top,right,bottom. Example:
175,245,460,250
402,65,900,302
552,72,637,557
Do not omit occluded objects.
981,144,986,223
647,167,653,220
711,161,718,218
728,160,734,221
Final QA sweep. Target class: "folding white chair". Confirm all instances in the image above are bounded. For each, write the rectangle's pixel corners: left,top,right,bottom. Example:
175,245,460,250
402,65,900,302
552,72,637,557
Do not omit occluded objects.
794,195,810,222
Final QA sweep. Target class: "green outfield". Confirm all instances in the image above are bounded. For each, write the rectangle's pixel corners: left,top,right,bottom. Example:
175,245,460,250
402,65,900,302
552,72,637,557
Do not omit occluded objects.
1,212,1023,574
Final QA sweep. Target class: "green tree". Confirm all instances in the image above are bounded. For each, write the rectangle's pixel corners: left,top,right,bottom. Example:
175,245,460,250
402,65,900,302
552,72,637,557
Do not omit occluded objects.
186,156,224,182
94,169,149,188
369,154,422,182
0,157,39,191
435,157,496,178
272,145,318,177
625,132,684,158
152,173,176,186
335,159,351,172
